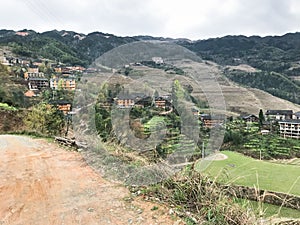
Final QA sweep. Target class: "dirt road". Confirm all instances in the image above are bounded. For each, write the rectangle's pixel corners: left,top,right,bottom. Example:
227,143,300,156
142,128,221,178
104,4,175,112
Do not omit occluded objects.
0,135,180,225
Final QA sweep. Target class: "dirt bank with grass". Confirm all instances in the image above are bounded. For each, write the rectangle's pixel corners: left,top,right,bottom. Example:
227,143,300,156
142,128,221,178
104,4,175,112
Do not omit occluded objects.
0,135,181,225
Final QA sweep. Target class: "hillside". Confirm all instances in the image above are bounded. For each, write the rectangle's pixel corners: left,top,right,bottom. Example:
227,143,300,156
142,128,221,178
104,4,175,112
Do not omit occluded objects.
1,29,300,107
180,34,300,104
0,64,28,108
0,29,136,66
74,61,300,118
170,60,300,116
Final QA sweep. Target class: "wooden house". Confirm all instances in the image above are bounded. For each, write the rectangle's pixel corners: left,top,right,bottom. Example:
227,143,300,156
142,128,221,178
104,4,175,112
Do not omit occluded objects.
200,114,224,128
242,114,259,123
265,110,293,120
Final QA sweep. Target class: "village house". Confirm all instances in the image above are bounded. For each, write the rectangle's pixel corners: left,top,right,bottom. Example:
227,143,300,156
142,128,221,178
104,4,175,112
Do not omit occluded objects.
293,111,300,120
191,108,199,116
56,101,72,115
27,67,39,73
260,130,270,135
0,56,11,66
115,97,135,108
242,114,259,123
265,110,293,120
0,56,22,66
134,96,152,108
33,61,43,67
50,78,76,90
152,57,164,64
66,66,85,72
15,31,29,36
200,114,224,128
24,90,37,98
154,97,167,109
54,67,62,73
28,77,49,90
279,120,300,139
24,71,45,80
85,68,98,73
21,60,31,66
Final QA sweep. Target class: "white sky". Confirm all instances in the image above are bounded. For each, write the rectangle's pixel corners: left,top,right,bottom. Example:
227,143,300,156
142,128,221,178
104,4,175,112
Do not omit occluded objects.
1,0,300,40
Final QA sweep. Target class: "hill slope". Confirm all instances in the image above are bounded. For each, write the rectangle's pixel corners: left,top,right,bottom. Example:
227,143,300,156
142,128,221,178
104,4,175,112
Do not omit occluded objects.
1,29,300,108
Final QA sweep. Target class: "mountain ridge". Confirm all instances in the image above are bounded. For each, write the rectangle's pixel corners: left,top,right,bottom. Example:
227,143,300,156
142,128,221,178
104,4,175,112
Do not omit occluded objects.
0,28,299,105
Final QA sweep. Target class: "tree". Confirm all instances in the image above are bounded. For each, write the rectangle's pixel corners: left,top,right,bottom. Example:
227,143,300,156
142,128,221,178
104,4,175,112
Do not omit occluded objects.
259,109,265,127
24,103,65,136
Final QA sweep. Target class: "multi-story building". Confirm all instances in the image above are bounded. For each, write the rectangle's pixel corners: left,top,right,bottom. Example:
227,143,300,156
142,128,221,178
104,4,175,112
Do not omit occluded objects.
265,110,293,120
116,98,135,108
28,78,49,90
24,72,45,80
279,120,300,139
50,78,76,90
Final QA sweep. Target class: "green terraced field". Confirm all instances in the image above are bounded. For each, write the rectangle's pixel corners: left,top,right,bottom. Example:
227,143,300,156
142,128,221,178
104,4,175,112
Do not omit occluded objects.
196,151,300,196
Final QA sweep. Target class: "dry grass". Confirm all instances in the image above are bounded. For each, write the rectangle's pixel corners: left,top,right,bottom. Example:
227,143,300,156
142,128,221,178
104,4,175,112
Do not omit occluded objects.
133,170,257,225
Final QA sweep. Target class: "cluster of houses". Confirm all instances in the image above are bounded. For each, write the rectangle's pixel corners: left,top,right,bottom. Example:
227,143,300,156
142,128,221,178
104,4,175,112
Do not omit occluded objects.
112,93,300,140
0,53,97,97
1,54,89,115
24,66,81,93
0,55,98,97
113,93,226,128
267,110,300,139
242,110,300,139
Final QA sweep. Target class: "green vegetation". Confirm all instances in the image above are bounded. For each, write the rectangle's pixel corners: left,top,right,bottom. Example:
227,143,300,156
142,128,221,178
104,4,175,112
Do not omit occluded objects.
224,119,300,159
2,29,300,104
0,103,17,111
0,29,135,66
196,151,300,196
0,64,28,108
24,103,65,136
247,200,300,219
133,170,256,224
242,134,300,159
141,61,185,75
5,35,88,66
93,80,202,161
224,70,300,104
182,34,300,104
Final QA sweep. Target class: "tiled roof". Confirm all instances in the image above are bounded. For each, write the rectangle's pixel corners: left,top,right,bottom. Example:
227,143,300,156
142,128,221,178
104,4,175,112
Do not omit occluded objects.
265,110,293,115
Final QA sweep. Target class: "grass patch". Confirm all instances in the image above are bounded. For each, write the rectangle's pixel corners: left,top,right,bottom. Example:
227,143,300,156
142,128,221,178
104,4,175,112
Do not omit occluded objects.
245,200,300,219
0,103,17,111
195,151,300,196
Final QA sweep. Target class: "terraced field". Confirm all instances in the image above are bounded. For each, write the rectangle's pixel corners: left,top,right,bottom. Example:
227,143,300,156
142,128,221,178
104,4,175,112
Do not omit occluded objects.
196,151,300,196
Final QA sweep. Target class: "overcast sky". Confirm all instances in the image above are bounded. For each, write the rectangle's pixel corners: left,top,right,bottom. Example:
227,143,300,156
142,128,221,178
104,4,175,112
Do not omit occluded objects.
1,0,300,40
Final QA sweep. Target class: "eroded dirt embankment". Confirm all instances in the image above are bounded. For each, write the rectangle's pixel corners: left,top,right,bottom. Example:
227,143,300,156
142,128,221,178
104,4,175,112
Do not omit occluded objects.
0,135,180,225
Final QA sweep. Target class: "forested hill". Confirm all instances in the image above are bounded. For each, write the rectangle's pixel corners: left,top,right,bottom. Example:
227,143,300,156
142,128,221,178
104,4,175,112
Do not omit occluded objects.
0,29,136,66
2,29,300,73
181,33,300,75
181,34,300,104
1,29,300,104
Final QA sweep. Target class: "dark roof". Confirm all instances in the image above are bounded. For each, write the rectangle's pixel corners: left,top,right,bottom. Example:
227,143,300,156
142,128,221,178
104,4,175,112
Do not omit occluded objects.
28,77,48,81
265,110,293,115
242,114,258,119
50,100,72,105
200,114,225,120
279,119,300,124
155,96,166,101
294,111,300,117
